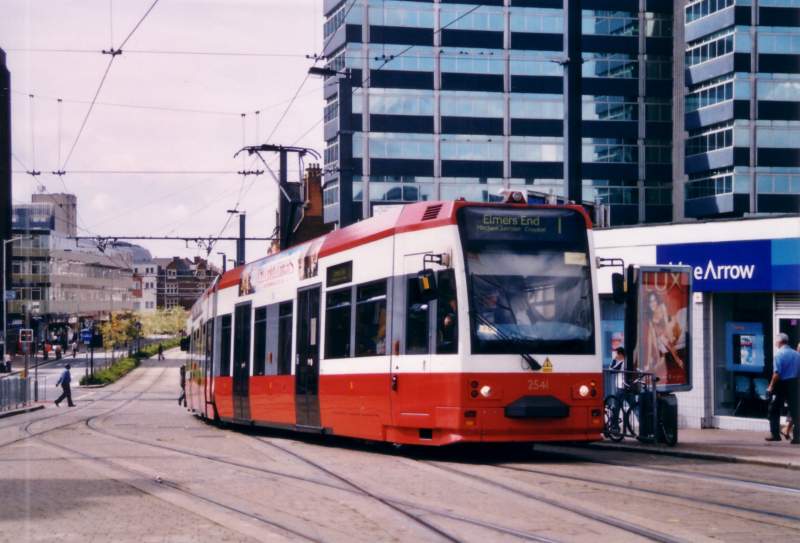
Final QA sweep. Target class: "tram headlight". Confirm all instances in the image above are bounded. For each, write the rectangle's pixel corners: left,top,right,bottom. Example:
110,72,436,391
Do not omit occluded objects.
578,385,590,398
480,385,492,398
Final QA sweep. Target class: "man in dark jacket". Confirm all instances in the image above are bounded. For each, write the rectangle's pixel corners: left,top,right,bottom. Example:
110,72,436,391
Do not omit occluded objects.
178,364,186,407
55,364,76,407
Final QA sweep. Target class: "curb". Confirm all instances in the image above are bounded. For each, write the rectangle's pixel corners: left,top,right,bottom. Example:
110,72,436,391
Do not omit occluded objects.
0,404,45,419
588,441,800,471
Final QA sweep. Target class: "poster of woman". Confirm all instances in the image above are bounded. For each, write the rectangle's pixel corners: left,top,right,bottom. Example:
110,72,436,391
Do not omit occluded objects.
637,267,692,390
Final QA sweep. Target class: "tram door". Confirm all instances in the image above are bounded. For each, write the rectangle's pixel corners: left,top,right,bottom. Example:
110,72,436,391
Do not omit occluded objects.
295,286,322,428
232,302,252,421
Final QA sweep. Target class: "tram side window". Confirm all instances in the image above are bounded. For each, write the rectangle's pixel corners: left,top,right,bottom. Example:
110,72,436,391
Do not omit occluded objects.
205,319,214,368
406,277,430,354
437,270,458,354
325,288,352,358
355,280,387,357
220,314,232,376
253,306,267,376
277,301,293,375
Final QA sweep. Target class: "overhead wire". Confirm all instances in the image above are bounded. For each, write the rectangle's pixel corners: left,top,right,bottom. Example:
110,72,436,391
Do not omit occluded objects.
10,87,322,117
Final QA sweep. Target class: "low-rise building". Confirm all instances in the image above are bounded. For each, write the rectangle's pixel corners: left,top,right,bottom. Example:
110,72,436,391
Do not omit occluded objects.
9,197,136,348
594,214,800,432
154,256,217,310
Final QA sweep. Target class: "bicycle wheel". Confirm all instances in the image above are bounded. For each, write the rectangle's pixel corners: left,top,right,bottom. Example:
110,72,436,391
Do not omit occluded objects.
659,419,678,446
624,397,640,440
604,396,624,442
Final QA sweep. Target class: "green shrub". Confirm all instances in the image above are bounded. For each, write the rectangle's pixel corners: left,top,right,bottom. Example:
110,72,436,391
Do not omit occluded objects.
79,336,181,385
80,357,139,386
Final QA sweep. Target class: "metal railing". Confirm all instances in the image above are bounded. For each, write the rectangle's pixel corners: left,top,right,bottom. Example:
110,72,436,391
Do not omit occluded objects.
0,377,34,412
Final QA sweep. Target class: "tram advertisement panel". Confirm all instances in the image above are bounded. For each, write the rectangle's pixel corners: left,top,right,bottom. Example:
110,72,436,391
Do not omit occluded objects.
636,266,693,392
239,237,324,296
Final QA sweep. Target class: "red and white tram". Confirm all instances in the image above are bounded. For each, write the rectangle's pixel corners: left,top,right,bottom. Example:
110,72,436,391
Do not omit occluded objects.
185,200,605,446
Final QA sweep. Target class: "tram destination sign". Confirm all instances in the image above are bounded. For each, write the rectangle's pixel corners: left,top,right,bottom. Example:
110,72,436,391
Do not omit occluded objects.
459,207,586,244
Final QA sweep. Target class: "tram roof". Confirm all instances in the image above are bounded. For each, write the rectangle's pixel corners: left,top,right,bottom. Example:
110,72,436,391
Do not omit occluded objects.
211,200,591,294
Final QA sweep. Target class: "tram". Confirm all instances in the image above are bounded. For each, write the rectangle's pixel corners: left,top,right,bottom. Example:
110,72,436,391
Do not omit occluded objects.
184,197,604,445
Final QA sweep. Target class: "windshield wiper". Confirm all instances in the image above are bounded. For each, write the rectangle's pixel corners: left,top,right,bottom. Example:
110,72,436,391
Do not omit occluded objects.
472,311,542,371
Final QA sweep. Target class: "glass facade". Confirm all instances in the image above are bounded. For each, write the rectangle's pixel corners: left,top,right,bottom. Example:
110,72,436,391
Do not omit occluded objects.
681,0,800,218
322,0,674,226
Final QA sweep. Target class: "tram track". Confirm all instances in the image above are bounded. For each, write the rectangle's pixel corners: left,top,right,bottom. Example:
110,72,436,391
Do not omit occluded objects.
84,410,561,542
417,460,690,543
534,445,800,496
490,463,800,526
0,364,162,449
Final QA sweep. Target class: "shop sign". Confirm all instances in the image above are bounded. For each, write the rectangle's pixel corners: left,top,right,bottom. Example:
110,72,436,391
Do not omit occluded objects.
656,238,800,293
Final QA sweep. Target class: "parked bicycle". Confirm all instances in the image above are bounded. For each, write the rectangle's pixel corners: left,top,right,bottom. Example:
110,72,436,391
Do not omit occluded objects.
604,369,678,446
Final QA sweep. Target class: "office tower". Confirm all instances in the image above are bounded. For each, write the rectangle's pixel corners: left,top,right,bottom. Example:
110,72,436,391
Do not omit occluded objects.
677,0,800,219
321,0,674,226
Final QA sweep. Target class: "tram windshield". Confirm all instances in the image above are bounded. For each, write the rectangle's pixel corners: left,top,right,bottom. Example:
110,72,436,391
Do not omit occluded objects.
458,207,595,355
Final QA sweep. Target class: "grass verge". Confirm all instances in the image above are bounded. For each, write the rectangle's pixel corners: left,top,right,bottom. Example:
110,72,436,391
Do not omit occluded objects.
79,337,181,386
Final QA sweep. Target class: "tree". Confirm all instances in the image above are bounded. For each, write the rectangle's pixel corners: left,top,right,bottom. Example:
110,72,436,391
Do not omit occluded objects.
139,307,188,336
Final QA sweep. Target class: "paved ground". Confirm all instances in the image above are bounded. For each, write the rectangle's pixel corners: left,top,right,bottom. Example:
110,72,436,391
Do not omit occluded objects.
1,350,799,542
593,427,800,469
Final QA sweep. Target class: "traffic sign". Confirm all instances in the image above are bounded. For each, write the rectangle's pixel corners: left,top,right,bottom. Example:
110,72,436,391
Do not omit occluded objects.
80,328,93,345
20,329,33,343
4,290,16,300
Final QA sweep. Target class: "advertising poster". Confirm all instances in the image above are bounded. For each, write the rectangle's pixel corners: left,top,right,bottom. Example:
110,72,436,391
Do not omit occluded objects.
239,237,324,297
637,266,692,391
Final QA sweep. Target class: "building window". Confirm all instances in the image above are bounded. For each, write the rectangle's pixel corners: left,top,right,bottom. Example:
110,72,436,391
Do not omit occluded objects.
441,136,503,161
510,94,564,120
685,30,734,67
685,78,733,112
440,4,503,32
370,88,434,116
370,0,434,29
366,133,434,160
510,136,564,162
440,48,504,75
355,281,387,357
685,0,734,23
583,53,638,79
582,96,638,121
583,138,638,163
509,7,562,33
325,288,352,359
686,124,733,156
582,10,638,37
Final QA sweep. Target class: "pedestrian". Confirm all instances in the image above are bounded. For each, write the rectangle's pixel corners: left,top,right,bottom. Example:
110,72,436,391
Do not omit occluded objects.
54,363,76,407
71,341,78,359
3,351,10,373
178,364,186,407
610,347,626,394
157,343,164,361
766,333,799,443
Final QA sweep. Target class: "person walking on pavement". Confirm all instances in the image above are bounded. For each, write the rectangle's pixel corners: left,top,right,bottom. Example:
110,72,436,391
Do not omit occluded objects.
178,364,187,407
55,364,76,407
766,333,799,443
157,343,165,361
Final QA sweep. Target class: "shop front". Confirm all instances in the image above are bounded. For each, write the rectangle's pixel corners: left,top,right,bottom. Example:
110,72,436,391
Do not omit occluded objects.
594,216,800,430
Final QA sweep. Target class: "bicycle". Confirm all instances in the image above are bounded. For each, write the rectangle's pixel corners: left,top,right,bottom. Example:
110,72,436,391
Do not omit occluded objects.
604,374,645,442
604,370,678,446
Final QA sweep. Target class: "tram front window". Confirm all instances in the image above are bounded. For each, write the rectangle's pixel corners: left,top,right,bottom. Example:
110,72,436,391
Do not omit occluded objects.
458,207,595,355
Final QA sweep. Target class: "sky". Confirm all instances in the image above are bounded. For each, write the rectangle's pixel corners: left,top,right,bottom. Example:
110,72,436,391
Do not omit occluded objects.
2,0,325,268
